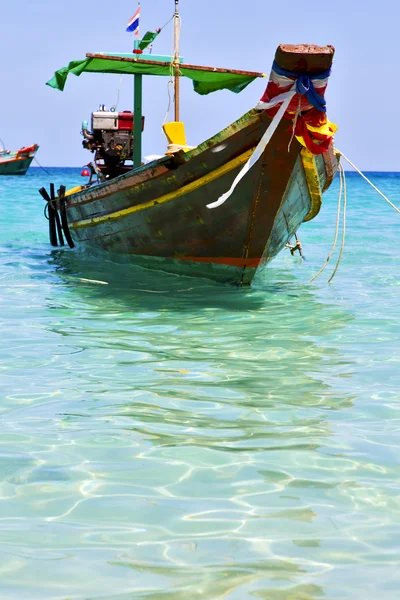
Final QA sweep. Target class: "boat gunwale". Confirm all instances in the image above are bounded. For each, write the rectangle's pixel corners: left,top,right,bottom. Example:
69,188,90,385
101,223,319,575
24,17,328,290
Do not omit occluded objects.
69,146,256,229
64,107,265,207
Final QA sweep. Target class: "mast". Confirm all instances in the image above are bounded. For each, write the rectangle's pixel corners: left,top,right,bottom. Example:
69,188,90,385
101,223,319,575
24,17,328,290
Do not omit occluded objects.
133,73,142,167
133,1,142,167
173,0,180,122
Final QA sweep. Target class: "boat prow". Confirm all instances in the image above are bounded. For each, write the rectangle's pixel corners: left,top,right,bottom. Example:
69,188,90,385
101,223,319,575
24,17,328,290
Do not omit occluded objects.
0,144,39,175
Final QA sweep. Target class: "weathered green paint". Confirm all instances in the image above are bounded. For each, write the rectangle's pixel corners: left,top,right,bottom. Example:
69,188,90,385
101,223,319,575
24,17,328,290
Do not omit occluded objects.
0,156,35,175
133,73,143,167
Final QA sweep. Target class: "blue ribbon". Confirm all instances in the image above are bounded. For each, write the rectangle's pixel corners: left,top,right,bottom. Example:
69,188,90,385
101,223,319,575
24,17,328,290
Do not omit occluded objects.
272,61,331,113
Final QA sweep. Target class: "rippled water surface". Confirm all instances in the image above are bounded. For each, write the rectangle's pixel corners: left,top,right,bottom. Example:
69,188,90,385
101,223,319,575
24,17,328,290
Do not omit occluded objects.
0,168,399,599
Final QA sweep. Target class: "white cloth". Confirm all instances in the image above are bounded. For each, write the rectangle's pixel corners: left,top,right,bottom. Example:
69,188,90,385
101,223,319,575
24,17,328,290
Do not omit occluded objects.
207,84,296,209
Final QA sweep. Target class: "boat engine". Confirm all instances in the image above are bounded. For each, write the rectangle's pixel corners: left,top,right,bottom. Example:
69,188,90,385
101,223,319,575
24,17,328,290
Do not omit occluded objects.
81,106,144,177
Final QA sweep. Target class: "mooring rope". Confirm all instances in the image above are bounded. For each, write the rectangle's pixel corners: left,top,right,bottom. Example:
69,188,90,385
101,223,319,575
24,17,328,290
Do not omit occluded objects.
327,162,347,283
337,150,400,216
34,156,51,176
311,149,400,283
310,162,344,283
287,96,302,153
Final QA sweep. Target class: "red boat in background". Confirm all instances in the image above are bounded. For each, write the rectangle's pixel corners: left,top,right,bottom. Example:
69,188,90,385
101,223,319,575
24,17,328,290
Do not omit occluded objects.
0,144,39,175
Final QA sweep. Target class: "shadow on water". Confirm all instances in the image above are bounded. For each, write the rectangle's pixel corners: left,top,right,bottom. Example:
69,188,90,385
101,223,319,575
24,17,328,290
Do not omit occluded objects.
46,246,325,313
3,245,358,600
46,247,356,448
47,249,271,310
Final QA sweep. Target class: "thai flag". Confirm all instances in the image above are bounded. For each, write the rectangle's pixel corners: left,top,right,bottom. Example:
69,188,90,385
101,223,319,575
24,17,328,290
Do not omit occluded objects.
126,6,140,35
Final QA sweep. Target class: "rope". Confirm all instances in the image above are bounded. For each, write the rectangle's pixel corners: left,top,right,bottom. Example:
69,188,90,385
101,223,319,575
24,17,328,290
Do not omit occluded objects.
173,14,182,107
328,162,347,282
174,15,181,66
163,11,182,126
146,14,174,55
163,11,179,125
337,150,400,215
163,80,174,125
159,14,174,33
311,150,400,283
310,163,344,282
34,156,51,176
288,96,302,152
165,142,194,154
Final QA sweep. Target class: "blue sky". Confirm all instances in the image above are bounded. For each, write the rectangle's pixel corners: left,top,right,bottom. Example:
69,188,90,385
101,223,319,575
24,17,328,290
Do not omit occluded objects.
0,0,398,169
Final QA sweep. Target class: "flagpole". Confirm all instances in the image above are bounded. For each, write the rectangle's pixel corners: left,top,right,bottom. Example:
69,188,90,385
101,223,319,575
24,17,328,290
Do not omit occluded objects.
173,0,180,122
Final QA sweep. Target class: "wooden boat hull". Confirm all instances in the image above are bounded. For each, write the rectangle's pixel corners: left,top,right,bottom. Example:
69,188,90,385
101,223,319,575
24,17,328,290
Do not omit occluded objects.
0,145,39,175
49,46,338,285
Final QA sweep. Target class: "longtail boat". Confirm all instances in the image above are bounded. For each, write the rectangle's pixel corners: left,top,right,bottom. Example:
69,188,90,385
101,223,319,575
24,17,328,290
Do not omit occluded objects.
0,143,39,175
40,1,338,285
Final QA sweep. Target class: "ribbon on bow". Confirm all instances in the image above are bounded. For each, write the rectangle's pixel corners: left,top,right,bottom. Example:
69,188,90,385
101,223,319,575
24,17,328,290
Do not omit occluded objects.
207,63,334,210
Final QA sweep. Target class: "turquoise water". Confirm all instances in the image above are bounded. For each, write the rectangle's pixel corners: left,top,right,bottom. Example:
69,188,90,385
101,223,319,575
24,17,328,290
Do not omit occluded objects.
0,167,399,599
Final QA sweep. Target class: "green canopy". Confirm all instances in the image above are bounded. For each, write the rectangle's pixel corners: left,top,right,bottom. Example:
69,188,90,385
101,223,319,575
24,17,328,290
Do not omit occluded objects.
46,54,265,96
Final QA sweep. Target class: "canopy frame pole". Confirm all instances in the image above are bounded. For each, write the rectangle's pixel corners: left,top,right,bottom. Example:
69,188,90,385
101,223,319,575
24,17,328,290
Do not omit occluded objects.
133,72,143,167
173,0,180,122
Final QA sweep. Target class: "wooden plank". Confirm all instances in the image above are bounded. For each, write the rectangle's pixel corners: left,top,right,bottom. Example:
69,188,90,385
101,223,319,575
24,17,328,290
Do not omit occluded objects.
86,53,266,79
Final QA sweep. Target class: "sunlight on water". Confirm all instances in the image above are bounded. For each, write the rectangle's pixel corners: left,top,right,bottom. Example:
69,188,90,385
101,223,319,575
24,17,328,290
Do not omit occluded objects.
0,168,399,599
